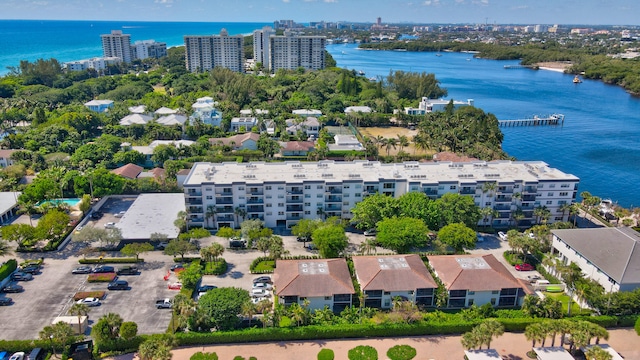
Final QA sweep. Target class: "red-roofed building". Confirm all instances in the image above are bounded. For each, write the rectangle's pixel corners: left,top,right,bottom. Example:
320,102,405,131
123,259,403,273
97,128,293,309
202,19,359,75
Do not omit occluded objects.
274,258,355,312
279,141,314,156
428,254,527,308
111,163,143,180
353,254,437,309
209,133,260,151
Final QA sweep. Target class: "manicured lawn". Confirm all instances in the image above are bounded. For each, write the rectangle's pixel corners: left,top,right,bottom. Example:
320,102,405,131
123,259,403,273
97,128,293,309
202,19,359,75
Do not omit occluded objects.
87,272,117,282
546,292,593,316
253,260,275,272
73,291,106,300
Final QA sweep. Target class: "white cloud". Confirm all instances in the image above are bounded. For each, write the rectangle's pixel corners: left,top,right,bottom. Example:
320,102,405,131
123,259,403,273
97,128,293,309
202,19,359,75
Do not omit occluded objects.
282,0,290,2
154,0,173,3
423,0,441,6
324,0,338,3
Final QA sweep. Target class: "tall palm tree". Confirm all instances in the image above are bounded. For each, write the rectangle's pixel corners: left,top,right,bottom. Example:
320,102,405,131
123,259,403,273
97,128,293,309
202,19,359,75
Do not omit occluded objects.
68,303,90,335
525,322,546,348
585,346,613,360
461,330,482,350
385,138,397,156
234,207,247,227
0,239,12,257
480,319,504,349
205,205,217,229
482,182,497,197
397,135,409,152
241,301,257,327
559,203,572,221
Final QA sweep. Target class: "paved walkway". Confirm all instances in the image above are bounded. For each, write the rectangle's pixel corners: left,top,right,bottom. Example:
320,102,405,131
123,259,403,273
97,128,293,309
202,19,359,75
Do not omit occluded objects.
166,328,640,360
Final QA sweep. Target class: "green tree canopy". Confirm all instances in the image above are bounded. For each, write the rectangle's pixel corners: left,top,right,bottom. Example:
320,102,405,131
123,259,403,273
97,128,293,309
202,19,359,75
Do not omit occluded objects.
350,193,399,231
437,222,476,253
312,223,348,258
196,287,251,331
435,193,481,229
376,217,430,253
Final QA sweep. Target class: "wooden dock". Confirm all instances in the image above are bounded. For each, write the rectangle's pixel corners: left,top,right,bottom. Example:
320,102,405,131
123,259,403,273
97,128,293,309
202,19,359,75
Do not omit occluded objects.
498,114,565,127
503,65,535,69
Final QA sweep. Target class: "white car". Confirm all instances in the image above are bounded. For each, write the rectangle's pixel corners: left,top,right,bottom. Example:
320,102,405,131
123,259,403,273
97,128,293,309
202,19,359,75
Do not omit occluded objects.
114,211,126,218
252,296,270,304
251,288,269,298
252,282,273,290
104,222,116,228
498,231,507,240
9,352,25,360
76,297,101,307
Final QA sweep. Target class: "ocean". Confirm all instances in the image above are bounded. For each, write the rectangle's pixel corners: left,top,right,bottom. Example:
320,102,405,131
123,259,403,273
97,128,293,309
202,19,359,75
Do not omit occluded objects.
2,20,640,207
0,20,270,73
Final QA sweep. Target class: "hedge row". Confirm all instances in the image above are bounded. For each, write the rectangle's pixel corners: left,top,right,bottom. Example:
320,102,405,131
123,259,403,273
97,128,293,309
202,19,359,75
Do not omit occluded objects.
79,258,142,264
94,336,148,354
0,339,52,353
0,259,18,282
249,256,275,274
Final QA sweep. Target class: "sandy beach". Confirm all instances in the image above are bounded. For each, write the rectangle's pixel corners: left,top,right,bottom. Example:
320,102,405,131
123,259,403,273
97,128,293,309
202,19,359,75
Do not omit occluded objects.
535,61,572,73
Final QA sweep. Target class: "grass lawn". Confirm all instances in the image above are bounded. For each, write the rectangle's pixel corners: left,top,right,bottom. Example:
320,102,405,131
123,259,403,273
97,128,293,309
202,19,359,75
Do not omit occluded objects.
546,292,593,316
253,260,275,272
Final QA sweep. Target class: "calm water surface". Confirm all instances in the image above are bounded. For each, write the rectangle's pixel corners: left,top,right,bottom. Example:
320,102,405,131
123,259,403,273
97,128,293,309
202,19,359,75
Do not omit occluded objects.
328,44,640,207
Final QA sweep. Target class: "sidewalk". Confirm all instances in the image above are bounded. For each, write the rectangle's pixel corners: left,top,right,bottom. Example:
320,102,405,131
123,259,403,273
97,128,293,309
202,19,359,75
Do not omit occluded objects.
169,328,640,360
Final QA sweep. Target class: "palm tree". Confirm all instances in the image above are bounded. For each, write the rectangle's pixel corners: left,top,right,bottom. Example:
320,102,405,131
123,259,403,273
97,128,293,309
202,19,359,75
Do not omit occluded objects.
385,137,397,156
205,205,217,229
479,319,504,349
0,239,12,257
358,238,377,255
174,210,188,231
482,182,497,197
397,135,409,152
480,207,498,229
241,301,257,327
569,203,580,227
559,203,572,221
525,322,546,348
461,330,482,350
138,336,174,360
68,303,90,335
585,346,613,360
556,262,584,316
234,207,247,227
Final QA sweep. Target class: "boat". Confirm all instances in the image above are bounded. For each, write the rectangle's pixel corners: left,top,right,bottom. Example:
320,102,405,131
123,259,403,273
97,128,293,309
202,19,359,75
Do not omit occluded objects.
436,52,442,57
358,70,365,76
573,76,582,84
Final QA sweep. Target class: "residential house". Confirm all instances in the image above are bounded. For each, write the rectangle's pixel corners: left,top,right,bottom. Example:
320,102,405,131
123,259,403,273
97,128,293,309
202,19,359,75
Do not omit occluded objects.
285,117,320,138
138,167,166,182
240,109,269,117
551,227,640,292
156,114,187,126
111,163,143,180
230,117,258,132
263,120,277,135
273,258,355,312
190,97,222,126
328,134,364,151
344,106,372,114
119,113,153,126
0,191,21,225
404,97,474,115
532,347,574,360
0,150,17,168
292,109,322,117
352,255,437,309
155,107,178,116
209,133,260,151
124,140,195,167
128,105,147,114
428,254,527,308
279,141,314,156
84,100,114,113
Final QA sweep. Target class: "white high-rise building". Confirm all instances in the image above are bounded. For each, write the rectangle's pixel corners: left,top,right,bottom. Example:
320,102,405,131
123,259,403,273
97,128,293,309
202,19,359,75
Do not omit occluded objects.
184,29,244,73
182,160,579,230
132,40,167,60
268,32,326,72
253,26,275,71
101,30,132,63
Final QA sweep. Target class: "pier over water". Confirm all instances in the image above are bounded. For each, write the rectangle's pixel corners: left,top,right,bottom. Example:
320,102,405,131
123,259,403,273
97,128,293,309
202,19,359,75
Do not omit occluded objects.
498,114,565,127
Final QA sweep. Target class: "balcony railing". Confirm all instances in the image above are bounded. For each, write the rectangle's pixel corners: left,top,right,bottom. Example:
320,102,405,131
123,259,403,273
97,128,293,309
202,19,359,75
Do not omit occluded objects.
247,205,264,213
247,198,264,204
186,191,202,196
325,205,342,211
286,197,303,204
286,205,303,212
186,199,202,205
286,188,303,194
325,196,342,203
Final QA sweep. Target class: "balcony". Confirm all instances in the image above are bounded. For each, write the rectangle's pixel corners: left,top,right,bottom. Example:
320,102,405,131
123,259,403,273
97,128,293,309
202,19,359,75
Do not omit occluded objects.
286,214,303,221
325,204,342,211
286,187,303,194
188,206,203,214
186,198,202,205
523,186,537,194
216,198,233,205
286,205,303,212
460,188,475,195
216,206,234,213
286,197,303,204
247,205,264,213
523,195,537,202
326,188,342,194
247,190,264,196
247,198,264,204
189,217,204,223
248,215,264,221
186,190,202,197
495,197,512,203
325,195,342,203
494,205,511,211
215,192,233,197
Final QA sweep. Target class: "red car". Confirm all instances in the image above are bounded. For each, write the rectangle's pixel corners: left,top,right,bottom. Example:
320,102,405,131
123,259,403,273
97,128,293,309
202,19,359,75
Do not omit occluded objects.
515,263,535,271
168,282,182,290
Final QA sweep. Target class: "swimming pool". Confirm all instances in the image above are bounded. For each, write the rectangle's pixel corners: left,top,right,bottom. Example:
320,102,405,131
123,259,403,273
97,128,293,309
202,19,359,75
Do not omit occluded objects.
35,198,81,207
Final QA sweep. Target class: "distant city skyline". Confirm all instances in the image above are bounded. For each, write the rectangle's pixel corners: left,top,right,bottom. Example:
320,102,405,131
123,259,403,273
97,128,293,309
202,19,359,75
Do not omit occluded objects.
0,0,638,26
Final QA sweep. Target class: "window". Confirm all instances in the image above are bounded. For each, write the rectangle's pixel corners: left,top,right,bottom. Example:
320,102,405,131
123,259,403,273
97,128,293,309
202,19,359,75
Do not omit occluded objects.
304,185,311,189
490,298,496,305
238,187,244,190
468,291,475,295
548,192,554,196
468,299,474,306
450,185,457,190
344,194,349,198
305,194,311,198
266,195,272,199
514,184,520,189
266,212,272,216
265,186,272,190
546,201,553,205
383,183,395,189
205,187,212,191
266,204,272,207
491,290,499,294
355,184,362,189
239,196,244,200
278,186,284,190
206,196,212,200
559,192,568,196
317,185,323,189
561,184,570,188
278,194,284,199
278,203,284,207
278,211,284,216
324,296,331,300
355,193,362,197
304,202,310,206
549,184,556,188
344,185,350,189
317,194,322,198
485,202,492,206
304,211,310,215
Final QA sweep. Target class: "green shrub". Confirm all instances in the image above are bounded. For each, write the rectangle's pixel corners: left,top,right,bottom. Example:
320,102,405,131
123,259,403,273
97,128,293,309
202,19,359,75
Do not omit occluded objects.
79,258,141,264
317,348,335,360
252,259,275,273
249,256,275,273
174,257,201,263
87,273,117,282
618,315,639,327
19,259,43,267
73,291,106,300
387,345,416,360
190,352,219,360
204,259,228,275
348,345,378,360
635,316,640,336
233,357,244,360
95,336,147,354
0,259,18,281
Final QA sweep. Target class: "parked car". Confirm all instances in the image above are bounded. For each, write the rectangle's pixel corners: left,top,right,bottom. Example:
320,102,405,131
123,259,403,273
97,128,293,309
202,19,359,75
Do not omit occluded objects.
252,296,269,304
9,352,25,360
168,282,182,290
251,288,268,298
498,231,507,240
306,243,318,250
252,282,273,290
155,298,173,309
156,241,169,250
515,263,535,271
20,264,41,274
90,211,103,220
1,284,24,293
296,236,309,242
104,222,116,228
116,266,139,275
198,285,217,293
364,228,377,236
28,348,45,360
10,272,33,281
72,266,92,274
107,280,129,290
0,297,13,306
170,263,184,272
92,265,115,273
76,297,101,307
253,276,272,284
114,211,126,218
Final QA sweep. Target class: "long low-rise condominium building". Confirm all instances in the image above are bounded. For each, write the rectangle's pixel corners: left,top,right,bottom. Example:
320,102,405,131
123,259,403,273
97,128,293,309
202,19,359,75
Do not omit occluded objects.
182,160,579,229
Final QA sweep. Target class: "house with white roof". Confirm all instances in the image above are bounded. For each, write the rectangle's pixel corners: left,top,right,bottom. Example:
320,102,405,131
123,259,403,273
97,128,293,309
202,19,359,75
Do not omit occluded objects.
328,134,364,151
344,106,372,114
156,114,187,126
404,97,474,115
84,100,114,113
124,140,195,166
190,97,222,126
119,113,153,126
230,117,258,132
292,109,322,117
285,117,320,138
551,227,640,292
0,191,21,225
240,109,269,116
128,105,147,114
155,107,178,115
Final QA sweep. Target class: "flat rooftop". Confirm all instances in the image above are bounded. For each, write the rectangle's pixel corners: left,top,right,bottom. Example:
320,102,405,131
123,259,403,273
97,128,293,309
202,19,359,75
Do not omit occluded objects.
183,160,579,186
116,193,185,240
0,192,21,216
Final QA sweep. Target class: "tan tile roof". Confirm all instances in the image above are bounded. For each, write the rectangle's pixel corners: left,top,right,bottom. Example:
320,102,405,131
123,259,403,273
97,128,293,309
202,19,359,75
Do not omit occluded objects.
428,254,522,291
0,149,17,158
209,133,260,147
353,254,437,292
281,141,314,152
274,259,355,297
111,163,143,179
177,169,191,175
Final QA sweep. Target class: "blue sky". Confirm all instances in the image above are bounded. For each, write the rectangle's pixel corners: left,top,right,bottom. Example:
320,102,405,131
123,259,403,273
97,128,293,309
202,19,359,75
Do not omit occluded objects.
0,0,638,25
